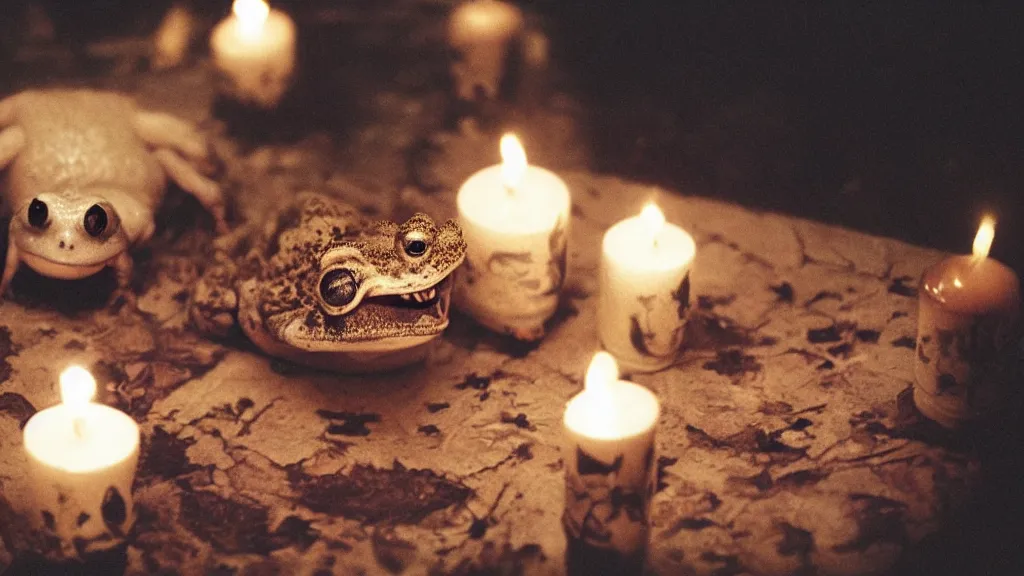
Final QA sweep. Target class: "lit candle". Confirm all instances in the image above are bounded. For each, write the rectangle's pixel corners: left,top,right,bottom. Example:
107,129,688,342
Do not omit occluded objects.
455,133,571,340
22,366,141,557
447,0,524,102
563,352,660,575
914,215,1021,428
209,0,297,109
152,3,195,70
599,202,696,373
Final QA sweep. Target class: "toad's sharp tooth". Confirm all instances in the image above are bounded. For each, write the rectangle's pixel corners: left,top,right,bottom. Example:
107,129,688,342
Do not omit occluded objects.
400,294,411,301
427,288,436,300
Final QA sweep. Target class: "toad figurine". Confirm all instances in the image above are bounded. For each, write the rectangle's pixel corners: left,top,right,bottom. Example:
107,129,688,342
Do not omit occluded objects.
189,192,466,372
0,89,226,300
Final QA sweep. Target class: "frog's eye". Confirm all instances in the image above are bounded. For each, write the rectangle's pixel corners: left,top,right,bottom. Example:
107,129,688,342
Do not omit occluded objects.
84,204,110,237
319,268,358,307
27,199,48,229
398,231,431,259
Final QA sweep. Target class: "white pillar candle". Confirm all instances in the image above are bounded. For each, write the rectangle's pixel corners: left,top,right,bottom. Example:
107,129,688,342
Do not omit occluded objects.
22,366,141,558
599,203,696,373
210,0,297,109
455,134,571,340
447,0,524,102
914,215,1021,428
563,352,660,575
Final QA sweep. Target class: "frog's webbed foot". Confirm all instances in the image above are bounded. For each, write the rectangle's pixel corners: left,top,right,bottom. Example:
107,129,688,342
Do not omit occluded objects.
189,260,241,338
134,111,228,234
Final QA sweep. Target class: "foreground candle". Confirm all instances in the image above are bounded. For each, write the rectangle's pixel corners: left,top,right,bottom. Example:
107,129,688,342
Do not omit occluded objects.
455,134,571,340
447,0,524,102
563,352,660,575
210,0,297,108
23,366,141,557
914,215,1021,428
599,203,696,373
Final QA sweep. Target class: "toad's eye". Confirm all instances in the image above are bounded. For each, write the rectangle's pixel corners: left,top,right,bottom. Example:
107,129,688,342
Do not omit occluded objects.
84,204,109,237
27,199,48,229
319,269,358,307
405,239,427,257
398,230,431,259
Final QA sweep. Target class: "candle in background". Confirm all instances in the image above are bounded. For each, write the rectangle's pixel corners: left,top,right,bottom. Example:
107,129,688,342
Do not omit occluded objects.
455,133,571,341
152,2,196,70
209,0,297,108
447,0,524,103
599,202,696,373
563,352,660,576
22,366,141,558
914,215,1021,428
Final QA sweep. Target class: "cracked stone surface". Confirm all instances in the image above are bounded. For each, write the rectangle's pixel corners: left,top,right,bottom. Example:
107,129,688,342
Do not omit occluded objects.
0,8,990,576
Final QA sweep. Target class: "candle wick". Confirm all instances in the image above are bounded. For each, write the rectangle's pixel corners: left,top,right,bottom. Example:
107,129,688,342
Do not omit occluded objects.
72,416,86,439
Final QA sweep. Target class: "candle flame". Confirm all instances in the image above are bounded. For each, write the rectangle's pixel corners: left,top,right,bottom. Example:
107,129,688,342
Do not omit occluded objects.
500,133,527,190
585,351,618,394
233,0,270,38
639,202,665,246
972,215,995,259
59,366,96,408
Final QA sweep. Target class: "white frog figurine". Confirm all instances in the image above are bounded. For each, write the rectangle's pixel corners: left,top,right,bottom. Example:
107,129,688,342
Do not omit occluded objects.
0,89,226,300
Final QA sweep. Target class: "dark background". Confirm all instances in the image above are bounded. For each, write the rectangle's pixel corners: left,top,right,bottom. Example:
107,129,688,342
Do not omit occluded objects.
540,2,1024,272
3,1,1022,273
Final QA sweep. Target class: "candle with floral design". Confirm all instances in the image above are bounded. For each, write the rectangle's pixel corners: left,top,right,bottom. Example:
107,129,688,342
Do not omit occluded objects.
210,0,297,108
447,0,524,103
455,133,571,341
914,215,1020,428
599,202,695,373
563,352,660,575
22,366,140,558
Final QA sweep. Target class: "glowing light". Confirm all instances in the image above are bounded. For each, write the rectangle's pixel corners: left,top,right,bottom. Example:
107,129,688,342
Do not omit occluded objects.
585,351,618,395
233,0,270,39
953,278,963,288
59,366,96,408
972,215,995,259
638,202,666,247
500,133,527,190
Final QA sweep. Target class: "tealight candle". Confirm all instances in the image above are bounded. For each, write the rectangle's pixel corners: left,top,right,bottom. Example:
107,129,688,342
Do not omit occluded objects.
23,366,141,557
455,133,571,340
599,203,696,373
447,0,524,102
563,352,660,576
914,215,1021,428
210,0,297,108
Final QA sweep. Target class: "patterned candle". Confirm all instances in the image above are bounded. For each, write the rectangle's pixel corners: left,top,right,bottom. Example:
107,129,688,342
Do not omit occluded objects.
914,215,1021,428
563,352,660,575
599,202,695,373
447,0,524,103
455,134,571,341
210,0,297,108
22,366,140,558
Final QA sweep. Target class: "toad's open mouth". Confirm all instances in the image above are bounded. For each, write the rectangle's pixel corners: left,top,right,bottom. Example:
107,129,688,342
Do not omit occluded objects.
261,272,462,356
361,274,453,320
